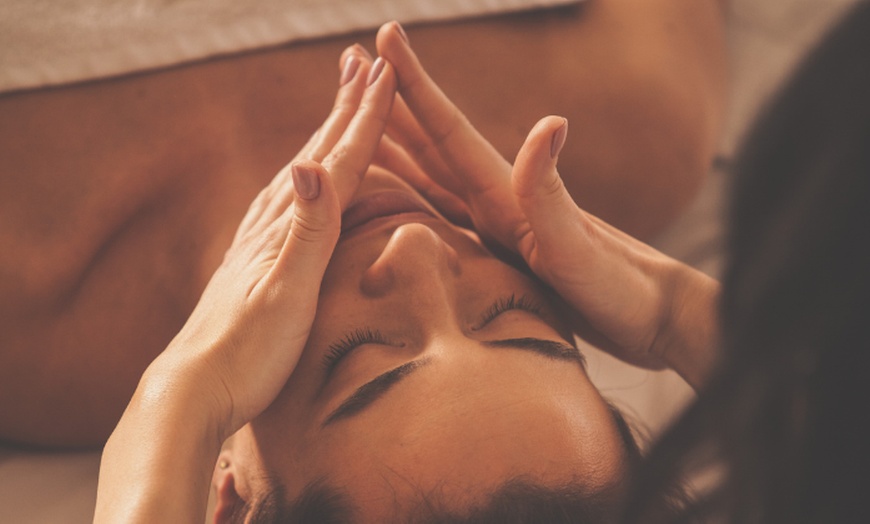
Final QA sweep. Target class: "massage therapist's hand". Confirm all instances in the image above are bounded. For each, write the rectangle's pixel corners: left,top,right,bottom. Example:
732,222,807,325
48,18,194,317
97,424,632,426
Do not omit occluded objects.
374,22,719,389
95,49,396,524
146,49,396,438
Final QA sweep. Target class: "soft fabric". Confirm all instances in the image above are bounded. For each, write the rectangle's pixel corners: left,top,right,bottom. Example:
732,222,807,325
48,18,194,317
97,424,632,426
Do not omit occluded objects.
0,0,577,93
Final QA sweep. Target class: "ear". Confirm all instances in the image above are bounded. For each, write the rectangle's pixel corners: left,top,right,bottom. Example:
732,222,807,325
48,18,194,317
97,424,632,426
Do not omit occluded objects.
212,453,246,524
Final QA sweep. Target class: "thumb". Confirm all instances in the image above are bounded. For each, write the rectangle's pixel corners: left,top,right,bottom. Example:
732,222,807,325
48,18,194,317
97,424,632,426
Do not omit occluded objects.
273,161,342,279
511,117,585,250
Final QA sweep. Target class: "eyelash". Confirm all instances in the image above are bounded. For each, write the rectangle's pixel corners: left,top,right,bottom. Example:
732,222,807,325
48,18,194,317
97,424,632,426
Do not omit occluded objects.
322,327,389,373
478,293,542,327
322,294,542,372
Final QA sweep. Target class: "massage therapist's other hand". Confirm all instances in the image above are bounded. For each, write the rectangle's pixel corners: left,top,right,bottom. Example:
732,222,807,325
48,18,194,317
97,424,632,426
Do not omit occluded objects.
374,22,719,390
95,48,396,523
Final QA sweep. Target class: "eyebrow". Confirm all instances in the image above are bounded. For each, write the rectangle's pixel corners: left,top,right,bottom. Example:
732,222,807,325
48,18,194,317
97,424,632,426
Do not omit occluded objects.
321,338,582,427
482,337,586,368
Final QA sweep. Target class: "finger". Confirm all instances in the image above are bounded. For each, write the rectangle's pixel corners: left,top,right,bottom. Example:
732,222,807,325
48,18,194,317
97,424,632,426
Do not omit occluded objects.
321,57,398,208
271,161,341,285
240,161,340,424
511,117,589,256
236,45,373,244
376,21,512,197
298,46,373,162
384,93,466,198
513,117,665,257
336,47,467,220
373,136,473,227
341,42,372,63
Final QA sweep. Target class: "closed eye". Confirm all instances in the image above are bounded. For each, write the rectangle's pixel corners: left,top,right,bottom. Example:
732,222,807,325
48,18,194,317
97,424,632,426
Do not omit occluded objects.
322,293,543,379
475,293,543,329
322,327,392,375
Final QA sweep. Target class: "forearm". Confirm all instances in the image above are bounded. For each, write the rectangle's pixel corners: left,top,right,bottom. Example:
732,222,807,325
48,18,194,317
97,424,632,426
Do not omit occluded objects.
94,367,223,523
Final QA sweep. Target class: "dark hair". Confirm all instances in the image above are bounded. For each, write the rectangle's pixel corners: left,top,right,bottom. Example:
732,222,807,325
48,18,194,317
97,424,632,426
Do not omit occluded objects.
241,478,621,524
234,404,655,523
623,4,870,523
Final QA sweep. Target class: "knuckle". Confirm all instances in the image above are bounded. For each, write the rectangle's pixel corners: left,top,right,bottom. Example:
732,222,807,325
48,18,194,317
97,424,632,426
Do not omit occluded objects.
539,172,565,200
329,142,352,160
290,211,327,245
325,148,367,184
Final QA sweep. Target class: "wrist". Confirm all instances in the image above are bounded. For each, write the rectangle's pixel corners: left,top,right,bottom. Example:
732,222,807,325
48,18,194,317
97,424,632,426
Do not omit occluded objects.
95,365,225,523
654,262,721,390
136,351,233,444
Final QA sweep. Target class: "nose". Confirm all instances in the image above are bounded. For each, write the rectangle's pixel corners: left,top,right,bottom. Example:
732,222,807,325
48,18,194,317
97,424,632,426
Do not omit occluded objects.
360,223,461,299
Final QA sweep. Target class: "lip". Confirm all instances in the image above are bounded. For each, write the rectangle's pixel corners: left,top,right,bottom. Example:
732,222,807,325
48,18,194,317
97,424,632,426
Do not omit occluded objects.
341,190,437,236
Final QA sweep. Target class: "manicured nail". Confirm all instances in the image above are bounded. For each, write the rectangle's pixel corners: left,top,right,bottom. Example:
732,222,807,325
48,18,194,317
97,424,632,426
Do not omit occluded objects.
550,119,568,159
352,43,373,61
340,55,360,86
394,21,409,44
367,57,386,86
292,164,321,200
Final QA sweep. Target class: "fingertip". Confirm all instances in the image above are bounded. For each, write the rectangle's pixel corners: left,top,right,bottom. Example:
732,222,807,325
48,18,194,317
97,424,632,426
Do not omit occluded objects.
512,116,570,199
365,57,398,96
376,21,402,49
367,57,386,86
296,162,345,222
340,44,373,69
291,162,322,200
391,21,409,44
549,117,568,159
376,21,414,74
352,43,373,62
339,55,361,87
530,115,568,142
517,116,568,168
288,161,342,228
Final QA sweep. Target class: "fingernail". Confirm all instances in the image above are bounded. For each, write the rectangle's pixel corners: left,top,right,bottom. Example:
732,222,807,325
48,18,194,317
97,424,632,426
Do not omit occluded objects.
340,55,360,86
367,57,386,86
394,21,409,44
550,119,568,159
292,164,321,200
352,43,373,61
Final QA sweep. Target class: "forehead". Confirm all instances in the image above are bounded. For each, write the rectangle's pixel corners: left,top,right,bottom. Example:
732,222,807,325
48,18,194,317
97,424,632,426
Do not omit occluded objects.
269,343,626,507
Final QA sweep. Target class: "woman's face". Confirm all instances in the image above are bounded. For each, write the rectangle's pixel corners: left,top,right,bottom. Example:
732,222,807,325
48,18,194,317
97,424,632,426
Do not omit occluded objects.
225,168,629,518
